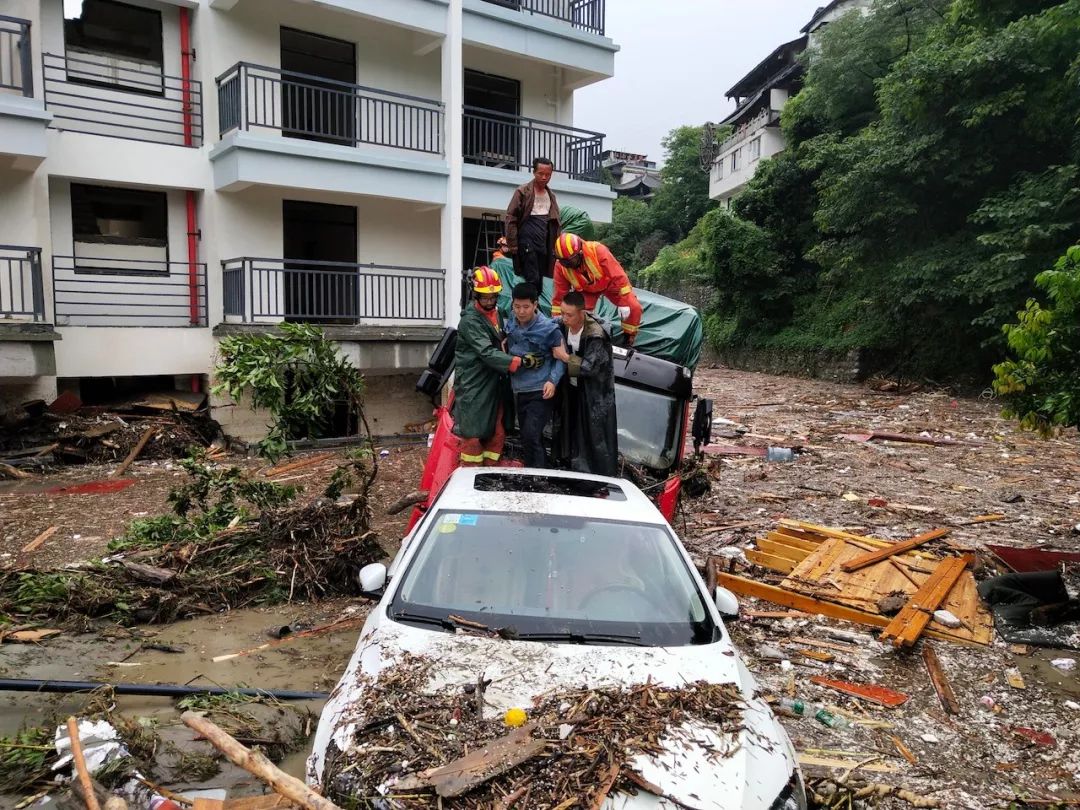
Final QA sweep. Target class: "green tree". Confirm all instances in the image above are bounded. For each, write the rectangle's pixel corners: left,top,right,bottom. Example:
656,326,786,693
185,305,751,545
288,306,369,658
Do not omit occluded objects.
595,196,658,279
649,125,718,242
993,245,1080,433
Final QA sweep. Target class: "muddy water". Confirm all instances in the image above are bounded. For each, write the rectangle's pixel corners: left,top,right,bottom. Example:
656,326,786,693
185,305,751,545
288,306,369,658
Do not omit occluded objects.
0,599,369,799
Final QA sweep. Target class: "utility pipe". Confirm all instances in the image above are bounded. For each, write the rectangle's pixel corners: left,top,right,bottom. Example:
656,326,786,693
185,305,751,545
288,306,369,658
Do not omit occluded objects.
0,678,328,701
179,7,200,327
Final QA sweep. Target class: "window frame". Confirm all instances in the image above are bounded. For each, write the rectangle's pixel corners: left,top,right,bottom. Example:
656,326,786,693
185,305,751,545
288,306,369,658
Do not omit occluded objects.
70,182,170,276
63,0,165,97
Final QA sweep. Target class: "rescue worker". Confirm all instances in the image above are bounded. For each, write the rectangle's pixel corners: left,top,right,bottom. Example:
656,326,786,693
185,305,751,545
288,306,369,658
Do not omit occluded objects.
505,157,560,288
551,233,643,346
552,290,619,477
452,266,521,467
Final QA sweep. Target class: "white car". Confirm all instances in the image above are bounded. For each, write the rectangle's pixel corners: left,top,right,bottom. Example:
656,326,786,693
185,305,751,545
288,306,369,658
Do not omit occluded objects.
308,467,806,809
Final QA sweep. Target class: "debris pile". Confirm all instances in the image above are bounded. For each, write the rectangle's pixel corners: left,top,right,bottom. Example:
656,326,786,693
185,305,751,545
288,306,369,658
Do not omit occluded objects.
712,520,993,647
0,455,380,625
321,656,746,808
0,391,219,474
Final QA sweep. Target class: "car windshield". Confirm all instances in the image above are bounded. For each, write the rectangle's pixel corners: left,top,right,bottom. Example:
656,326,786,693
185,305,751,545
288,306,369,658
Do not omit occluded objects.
615,385,681,471
390,511,715,647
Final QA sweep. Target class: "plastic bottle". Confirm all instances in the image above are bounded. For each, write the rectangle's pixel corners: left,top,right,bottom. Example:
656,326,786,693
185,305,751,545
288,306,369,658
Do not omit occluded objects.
775,698,851,728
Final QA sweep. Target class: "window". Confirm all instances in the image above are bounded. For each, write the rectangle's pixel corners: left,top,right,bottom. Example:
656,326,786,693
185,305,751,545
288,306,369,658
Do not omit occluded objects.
750,136,762,161
71,183,168,274
714,159,724,181
731,148,741,172
64,0,164,95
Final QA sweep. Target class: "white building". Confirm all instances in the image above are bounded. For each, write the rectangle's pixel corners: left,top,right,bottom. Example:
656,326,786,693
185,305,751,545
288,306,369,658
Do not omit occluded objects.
708,0,869,207
0,0,617,437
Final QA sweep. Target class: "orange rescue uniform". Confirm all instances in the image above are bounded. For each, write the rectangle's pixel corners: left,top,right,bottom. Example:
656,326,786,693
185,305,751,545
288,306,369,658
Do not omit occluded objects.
551,241,642,341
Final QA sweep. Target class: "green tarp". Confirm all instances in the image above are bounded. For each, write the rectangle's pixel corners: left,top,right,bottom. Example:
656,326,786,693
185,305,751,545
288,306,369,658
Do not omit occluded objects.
492,257,704,369
558,205,596,241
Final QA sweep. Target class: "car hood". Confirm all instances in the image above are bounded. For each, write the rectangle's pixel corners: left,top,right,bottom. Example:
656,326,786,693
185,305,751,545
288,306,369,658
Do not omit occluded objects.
309,618,798,810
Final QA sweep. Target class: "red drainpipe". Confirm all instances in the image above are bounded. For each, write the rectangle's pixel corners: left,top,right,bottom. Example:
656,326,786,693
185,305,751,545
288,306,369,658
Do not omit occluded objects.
179,8,199,328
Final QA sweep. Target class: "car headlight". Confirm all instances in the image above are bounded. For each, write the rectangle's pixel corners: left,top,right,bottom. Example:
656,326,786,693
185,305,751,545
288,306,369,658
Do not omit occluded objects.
770,770,808,810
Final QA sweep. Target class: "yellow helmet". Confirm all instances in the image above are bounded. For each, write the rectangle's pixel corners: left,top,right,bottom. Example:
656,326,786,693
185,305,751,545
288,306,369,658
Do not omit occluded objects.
554,233,583,261
472,265,502,295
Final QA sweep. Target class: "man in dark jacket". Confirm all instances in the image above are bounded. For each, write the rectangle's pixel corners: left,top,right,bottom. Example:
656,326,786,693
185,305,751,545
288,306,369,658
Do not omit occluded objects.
505,157,560,288
553,291,619,477
452,266,522,466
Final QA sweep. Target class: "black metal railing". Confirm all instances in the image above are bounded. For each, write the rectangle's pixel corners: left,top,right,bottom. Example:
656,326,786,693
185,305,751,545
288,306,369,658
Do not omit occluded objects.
0,246,45,321
53,255,207,327
216,63,443,154
0,15,33,96
463,106,603,181
482,0,606,36
222,258,445,324
42,52,203,147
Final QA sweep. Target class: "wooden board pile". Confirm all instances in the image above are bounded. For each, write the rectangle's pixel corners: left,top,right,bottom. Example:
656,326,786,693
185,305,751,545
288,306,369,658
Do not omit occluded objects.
320,656,747,808
712,520,993,647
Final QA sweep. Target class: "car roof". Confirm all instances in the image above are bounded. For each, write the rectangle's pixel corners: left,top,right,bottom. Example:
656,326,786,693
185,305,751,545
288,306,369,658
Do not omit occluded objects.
434,467,668,526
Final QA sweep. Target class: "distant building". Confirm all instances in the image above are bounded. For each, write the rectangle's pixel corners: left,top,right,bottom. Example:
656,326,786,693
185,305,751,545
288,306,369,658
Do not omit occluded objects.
708,0,870,207
601,149,662,200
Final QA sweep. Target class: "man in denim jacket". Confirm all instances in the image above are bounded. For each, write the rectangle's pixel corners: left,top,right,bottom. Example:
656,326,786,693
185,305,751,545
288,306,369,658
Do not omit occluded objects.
506,282,566,468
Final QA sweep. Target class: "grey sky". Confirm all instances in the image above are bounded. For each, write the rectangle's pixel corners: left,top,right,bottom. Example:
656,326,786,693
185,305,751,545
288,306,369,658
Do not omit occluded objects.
575,0,827,165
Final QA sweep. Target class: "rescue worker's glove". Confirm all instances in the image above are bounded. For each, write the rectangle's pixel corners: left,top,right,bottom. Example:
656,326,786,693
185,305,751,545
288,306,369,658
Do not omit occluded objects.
520,353,543,369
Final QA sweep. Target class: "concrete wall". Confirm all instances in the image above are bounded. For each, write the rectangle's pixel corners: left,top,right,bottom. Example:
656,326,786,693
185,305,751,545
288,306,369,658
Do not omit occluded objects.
211,368,433,441
0,376,58,410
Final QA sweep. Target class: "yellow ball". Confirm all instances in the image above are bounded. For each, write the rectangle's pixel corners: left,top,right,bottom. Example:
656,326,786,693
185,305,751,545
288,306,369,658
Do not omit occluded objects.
504,708,527,727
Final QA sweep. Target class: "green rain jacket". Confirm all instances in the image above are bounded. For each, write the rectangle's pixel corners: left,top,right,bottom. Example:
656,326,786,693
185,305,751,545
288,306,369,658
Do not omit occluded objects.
452,303,516,439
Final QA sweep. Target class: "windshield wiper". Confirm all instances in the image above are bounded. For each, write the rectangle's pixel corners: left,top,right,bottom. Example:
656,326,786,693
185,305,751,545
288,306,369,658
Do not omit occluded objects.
509,631,649,647
390,610,458,633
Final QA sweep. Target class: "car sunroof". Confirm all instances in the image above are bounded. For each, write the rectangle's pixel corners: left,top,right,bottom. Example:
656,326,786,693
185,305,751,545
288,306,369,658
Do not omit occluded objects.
472,473,627,501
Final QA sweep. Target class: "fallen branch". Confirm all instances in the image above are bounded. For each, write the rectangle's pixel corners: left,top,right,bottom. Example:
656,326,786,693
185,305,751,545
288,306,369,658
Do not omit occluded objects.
181,711,343,810
264,453,336,478
110,427,157,478
852,783,941,807
386,489,429,515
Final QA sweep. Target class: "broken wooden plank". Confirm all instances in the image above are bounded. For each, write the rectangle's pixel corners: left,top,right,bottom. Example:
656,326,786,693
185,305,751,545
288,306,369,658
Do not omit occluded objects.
809,676,909,707
880,555,973,647
21,526,58,554
922,644,960,715
181,712,343,810
715,572,980,645
841,528,950,573
758,537,812,562
746,549,797,574
110,427,157,478
264,452,336,478
797,753,898,774
394,723,547,798
133,391,207,413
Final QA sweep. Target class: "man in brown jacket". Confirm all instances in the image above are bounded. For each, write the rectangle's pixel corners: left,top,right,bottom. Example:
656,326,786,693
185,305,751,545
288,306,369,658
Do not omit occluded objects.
505,157,561,287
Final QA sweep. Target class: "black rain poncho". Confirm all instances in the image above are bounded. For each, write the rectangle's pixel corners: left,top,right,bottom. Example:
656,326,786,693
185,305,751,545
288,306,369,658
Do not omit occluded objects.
554,314,618,477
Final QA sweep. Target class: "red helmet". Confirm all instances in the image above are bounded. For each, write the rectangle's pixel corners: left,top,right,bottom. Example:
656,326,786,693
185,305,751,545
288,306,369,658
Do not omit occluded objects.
472,266,502,295
554,233,583,261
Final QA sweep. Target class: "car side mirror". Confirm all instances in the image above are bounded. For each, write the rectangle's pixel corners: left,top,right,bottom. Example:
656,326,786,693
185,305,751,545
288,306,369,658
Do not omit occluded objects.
714,586,739,619
692,398,713,453
358,563,388,599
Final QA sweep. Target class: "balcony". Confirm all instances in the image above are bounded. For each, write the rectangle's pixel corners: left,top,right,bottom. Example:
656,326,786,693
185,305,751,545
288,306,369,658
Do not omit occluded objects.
217,63,442,154
42,52,203,147
53,255,208,327
464,106,602,181
719,108,781,154
0,16,50,168
222,258,445,325
0,15,33,97
481,0,606,35
0,246,45,322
